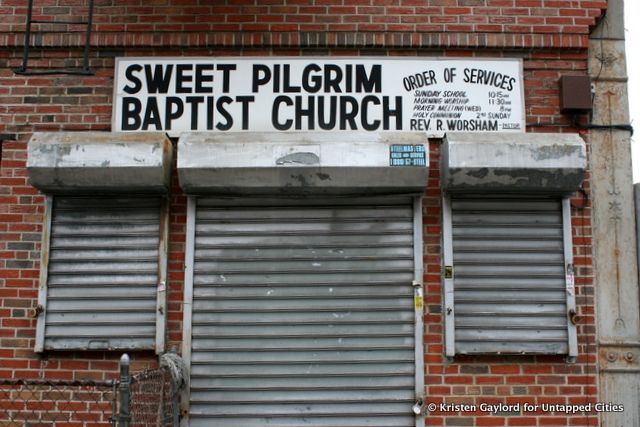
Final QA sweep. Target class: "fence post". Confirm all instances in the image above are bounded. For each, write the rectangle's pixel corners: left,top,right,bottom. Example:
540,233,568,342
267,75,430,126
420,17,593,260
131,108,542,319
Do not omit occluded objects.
119,354,130,427
172,377,180,426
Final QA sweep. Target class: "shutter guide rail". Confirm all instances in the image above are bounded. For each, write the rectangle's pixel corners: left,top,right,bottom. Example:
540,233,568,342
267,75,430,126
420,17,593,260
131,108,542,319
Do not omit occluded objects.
34,196,53,353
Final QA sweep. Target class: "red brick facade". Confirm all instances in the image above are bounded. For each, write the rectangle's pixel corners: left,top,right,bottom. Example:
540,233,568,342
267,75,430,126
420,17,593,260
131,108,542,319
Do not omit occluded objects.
0,1,603,426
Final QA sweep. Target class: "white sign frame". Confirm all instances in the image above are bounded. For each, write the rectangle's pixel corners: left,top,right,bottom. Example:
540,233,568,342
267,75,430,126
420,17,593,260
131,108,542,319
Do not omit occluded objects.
113,57,525,137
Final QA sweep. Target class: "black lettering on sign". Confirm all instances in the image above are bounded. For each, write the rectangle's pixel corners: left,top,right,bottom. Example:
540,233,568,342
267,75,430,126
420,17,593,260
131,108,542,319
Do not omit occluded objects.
252,64,271,93
217,64,236,93
302,64,322,93
383,96,403,130
144,64,173,94
273,64,281,92
195,64,214,93
356,64,381,93
236,96,255,130
206,97,214,130
123,64,143,95
124,62,239,99
121,97,142,130
345,64,352,92
295,96,315,130
339,96,358,130
176,64,193,94
283,65,301,93
186,96,205,130
142,98,162,130
215,96,233,131
318,96,337,130
446,119,498,131
463,68,516,91
402,70,437,91
325,65,343,93
361,95,381,131
164,97,184,130
410,119,431,131
272,96,293,130
252,63,382,95
270,95,402,131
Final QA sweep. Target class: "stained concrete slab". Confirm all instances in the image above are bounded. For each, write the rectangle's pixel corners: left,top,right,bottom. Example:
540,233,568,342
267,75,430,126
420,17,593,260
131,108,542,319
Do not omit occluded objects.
441,132,586,194
177,132,429,195
27,132,173,194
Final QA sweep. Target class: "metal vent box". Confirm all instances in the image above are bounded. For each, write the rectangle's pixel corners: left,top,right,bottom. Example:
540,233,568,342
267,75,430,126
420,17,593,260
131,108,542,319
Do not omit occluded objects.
560,75,592,113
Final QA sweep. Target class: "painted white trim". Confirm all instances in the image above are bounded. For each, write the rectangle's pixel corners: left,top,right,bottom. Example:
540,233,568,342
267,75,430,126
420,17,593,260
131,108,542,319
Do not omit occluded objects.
180,196,197,427
442,195,456,358
413,196,425,427
34,195,53,353
562,197,579,360
155,196,170,354
113,57,525,137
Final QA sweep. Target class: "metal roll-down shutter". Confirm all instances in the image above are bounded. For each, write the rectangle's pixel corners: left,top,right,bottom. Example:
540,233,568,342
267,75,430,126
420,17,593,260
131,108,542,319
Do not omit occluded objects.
41,196,163,351
447,196,571,355
188,196,418,427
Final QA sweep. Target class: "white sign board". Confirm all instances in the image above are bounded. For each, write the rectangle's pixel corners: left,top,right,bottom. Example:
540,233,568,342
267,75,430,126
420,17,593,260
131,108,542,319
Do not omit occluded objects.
113,57,524,137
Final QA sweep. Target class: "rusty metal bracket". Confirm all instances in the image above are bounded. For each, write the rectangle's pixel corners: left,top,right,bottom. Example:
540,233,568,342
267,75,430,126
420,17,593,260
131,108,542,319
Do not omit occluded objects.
599,343,640,373
568,309,579,325
31,304,44,318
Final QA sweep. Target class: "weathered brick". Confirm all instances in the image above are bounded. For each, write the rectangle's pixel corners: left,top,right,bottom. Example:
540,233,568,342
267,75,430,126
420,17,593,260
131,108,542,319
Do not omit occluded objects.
23,97,51,104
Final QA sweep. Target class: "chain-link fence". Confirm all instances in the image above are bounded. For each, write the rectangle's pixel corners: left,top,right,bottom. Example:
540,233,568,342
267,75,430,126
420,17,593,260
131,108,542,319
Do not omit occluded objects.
0,378,116,426
126,353,184,427
0,353,186,427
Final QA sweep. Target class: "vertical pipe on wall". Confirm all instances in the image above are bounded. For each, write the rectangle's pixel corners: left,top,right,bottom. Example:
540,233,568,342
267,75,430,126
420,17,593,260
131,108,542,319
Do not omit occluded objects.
179,196,196,427
413,196,425,427
636,183,640,282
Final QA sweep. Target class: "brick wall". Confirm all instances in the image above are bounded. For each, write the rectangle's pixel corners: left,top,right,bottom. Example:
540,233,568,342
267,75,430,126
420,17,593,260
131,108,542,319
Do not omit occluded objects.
0,0,606,50
0,1,602,426
1,0,608,31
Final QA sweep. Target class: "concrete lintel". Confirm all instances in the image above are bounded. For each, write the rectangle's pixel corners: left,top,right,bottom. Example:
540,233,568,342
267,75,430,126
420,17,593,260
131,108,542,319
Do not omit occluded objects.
177,132,429,195
27,132,173,194
441,132,586,194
